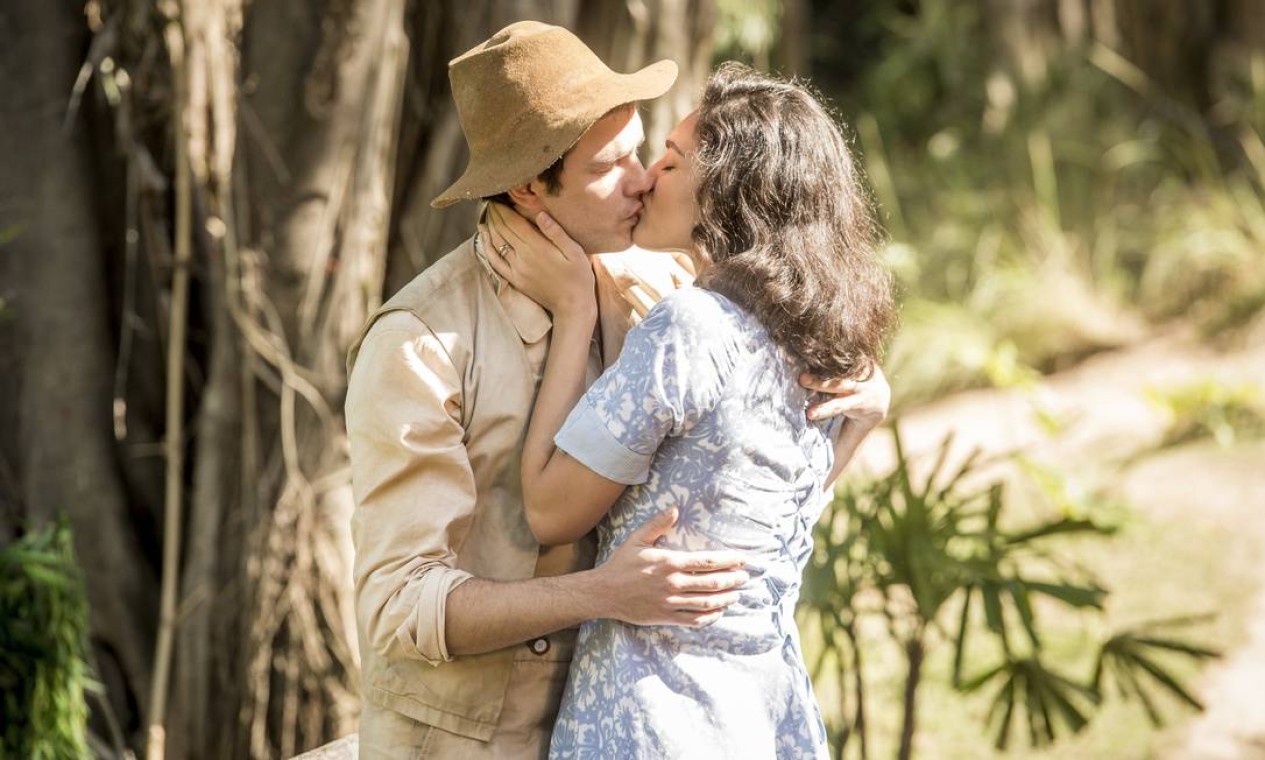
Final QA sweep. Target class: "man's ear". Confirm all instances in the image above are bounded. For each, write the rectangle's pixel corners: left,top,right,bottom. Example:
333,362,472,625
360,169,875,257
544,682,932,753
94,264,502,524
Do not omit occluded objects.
507,181,547,215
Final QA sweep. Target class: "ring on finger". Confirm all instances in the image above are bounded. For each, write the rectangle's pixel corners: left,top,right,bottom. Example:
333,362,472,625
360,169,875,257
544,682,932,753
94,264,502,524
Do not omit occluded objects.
496,242,513,258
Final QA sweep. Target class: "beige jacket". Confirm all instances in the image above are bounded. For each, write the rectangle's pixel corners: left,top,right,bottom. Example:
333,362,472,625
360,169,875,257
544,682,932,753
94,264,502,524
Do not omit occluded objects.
346,229,693,751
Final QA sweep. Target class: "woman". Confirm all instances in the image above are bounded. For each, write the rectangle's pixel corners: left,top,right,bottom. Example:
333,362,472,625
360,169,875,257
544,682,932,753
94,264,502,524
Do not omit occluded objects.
489,63,896,759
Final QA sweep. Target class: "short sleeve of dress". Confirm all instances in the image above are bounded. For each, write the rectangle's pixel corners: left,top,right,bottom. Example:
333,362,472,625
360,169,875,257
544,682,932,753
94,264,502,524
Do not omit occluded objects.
555,289,743,485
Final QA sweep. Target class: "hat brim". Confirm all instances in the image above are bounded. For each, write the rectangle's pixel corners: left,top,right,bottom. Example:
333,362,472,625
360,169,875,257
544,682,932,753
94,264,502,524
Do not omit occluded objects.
430,59,679,209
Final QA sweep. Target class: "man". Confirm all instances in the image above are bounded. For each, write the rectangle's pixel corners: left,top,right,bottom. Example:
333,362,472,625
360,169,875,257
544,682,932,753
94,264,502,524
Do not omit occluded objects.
346,20,888,758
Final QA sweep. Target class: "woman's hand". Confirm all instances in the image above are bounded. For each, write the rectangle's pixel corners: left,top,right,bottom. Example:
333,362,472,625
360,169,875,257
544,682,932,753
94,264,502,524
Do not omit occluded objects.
486,204,596,319
808,364,891,489
801,364,890,430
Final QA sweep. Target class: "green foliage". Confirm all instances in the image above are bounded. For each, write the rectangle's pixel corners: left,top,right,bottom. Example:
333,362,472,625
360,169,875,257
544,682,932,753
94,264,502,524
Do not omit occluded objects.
1093,616,1220,727
714,0,780,68
1,520,94,760
962,614,1218,751
961,655,1099,750
800,425,1216,757
849,0,991,148
808,1,1265,406
1147,380,1265,448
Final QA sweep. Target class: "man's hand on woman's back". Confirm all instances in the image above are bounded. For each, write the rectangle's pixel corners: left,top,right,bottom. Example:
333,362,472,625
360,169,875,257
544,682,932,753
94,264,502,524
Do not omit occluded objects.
590,507,749,628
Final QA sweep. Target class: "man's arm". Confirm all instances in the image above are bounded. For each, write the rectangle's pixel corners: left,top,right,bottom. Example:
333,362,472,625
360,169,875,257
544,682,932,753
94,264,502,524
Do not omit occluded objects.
445,508,749,655
347,315,747,664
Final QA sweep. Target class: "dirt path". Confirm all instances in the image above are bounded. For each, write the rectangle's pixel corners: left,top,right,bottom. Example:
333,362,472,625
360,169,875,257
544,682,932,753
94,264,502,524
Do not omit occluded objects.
857,322,1265,477
852,320,1265,757
1119,444,1265,760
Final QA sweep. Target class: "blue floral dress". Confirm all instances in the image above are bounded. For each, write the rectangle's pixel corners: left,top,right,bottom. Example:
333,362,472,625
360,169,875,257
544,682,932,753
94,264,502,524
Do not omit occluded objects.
548,287,838,759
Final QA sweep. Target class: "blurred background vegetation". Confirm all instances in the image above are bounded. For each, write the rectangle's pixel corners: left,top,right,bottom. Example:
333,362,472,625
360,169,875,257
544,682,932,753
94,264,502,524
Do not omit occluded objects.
715,0,1265,410
1,0,1263,758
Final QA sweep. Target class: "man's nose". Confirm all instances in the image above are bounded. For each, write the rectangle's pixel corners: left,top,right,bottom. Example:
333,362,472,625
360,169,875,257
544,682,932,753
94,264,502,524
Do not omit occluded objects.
625,157,652,196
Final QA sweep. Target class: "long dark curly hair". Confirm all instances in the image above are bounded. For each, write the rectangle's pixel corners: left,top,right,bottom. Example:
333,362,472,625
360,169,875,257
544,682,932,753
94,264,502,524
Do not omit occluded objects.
693,63,896,379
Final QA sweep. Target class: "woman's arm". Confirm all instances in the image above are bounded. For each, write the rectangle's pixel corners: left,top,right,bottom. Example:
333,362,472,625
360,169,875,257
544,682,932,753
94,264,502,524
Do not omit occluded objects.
486,208,627,544
519,295,625,545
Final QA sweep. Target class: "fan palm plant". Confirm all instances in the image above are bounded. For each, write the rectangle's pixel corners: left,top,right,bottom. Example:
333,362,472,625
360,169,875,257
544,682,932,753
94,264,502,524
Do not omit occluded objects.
799,425,1217,759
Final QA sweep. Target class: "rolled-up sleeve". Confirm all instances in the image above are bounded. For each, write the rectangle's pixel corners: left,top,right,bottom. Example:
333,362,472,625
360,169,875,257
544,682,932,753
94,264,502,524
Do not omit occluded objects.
554,289,739,486
555,396,654,485
346,313,475,666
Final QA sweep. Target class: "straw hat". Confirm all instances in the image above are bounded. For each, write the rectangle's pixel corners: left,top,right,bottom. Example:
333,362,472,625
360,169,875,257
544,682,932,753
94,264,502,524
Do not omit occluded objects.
430,21,678,209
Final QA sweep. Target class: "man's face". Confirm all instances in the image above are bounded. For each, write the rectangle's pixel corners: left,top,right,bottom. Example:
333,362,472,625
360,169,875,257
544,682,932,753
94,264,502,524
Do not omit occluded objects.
530,108,648,254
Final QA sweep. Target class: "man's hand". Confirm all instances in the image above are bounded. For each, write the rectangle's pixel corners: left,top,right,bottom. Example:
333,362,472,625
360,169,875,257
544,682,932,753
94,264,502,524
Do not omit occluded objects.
802,364,891,429
591,508,749,628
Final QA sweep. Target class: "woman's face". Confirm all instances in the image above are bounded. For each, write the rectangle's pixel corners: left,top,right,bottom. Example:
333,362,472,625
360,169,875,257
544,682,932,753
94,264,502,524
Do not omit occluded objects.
633,111,700,256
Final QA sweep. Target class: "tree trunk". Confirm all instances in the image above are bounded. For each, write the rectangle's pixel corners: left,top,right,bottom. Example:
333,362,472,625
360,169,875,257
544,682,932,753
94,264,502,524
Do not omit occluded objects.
386,1,573,294
846,619,869,760
1,2,719,757
778,0,810,78
898,635,925,760
227,0,410,754
1108,0,1218,110
986,0,1061,86
165,5,246,749
1225,0,1265,50
577,0,718,168
0,0,158,742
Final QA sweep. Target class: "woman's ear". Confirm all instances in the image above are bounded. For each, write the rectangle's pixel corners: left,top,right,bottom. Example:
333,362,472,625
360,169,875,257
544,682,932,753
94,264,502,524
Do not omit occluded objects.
507,181,547,215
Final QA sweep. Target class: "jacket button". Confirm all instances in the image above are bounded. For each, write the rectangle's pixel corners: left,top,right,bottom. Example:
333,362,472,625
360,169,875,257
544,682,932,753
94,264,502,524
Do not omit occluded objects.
529,637,550,655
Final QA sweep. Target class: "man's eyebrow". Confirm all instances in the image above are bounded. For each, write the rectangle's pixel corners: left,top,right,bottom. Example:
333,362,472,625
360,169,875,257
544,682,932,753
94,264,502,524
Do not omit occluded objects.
666,139,685,157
